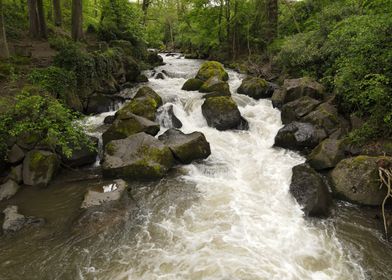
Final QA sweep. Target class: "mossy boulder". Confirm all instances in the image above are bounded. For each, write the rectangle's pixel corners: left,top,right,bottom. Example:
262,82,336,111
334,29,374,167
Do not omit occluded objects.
116,95,160,121
283,77,325,103
146,51,164,66
281,96,321,124
271,88,286,108
7,144,25,164
102,133,174,180
201,96,248,131
133,86,163,107
290,164,332,217
102,113,160,146
182,78,204,91
22,150,59,187
307,139,346,170
199,76,231,96
330,156,391,206
158,129,211,164
301,102,340,135
274,122,327,153
196,61,229,82
237,77,271,99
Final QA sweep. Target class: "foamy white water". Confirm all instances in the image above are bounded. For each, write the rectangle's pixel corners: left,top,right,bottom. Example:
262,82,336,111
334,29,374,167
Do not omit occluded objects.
78,55,364,280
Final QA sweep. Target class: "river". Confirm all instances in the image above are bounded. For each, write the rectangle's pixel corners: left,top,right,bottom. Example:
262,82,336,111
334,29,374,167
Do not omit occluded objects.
0,54,391,280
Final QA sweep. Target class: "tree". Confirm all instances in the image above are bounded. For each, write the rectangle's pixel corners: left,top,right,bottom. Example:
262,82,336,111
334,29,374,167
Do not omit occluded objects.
142,0,150,24
37,0,47,38
265,0,278,42
53,0,62,26
28,0,40,38
71,0,83,41
0,0,9,59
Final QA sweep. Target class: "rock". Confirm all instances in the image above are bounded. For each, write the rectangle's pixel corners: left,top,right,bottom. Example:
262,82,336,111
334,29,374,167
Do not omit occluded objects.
22,150,59,187
98,75,119,95
102,133,174,180
202,91,231,99
16,132,40,150
157,105,183,129
199,76,231,96
124,56,141,82
155,72,165,79
274,122,327,152
102,113,160,146
196,61,229,82
271,88,286,108
2,205,45,234
182,78,204,91
85,94,115,114
104,115,116,124
302,103,340,135
136,74,149,83
7,144,25,164
281,96,321,124
8,164,23,184
283,77,325,103
307,139,346,170
349,139,392,157
64,90,83,112
237,77,271,99
134,86,163,107
290,164,331,217
330,156,391,206
158,129,211,164
146,51,164,66
81,179,127,209
201,96,247,131
116,94,160,121
61,136,99,167
0,180,20,201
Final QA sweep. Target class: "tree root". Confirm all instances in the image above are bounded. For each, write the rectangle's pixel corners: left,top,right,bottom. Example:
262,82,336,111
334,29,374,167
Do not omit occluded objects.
378,167,392,239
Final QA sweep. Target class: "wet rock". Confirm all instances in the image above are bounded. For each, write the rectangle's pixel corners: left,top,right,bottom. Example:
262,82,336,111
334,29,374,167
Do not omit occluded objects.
159,129,211,164
196,61,229,82
102,133,174,180
0,180,20,201
307,139,346,170
237,77,271,99
155,72,165,79
330,156,391,206
202,91,231,99
136,74,149,83
199,76,231,96
102,113,160,146
7,144,25,164
2,205,45,234
7,164,23,184
302,103,340,135
116,93,161,121
182,78,204,91
133,86,163,107
157,105,182,129
104,115,116,124
146,51,164,66
284,77,325,103
201,96,247,131
61,136,99,168
81,179,127,208
274,122,327,152
85,94,115,114
290,164,331,217
98,75,119,95
281,96,321,124
271,88,286,108
22,150,59,187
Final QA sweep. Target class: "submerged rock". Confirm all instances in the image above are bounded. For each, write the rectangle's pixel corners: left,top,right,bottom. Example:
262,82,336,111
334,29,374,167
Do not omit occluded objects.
81,179,127,209
307,139,345,170
237,77,271,99
290,164,331,217
201,96,248,131
22,150,59,187
196,61,229,82
2,205,45,234
281,96,321,124
61,136,99,168
274,122,327,152
159,129,211,164
182,78,204,91
330,156,390,206
157,105,183,129
0,180,20,201
102,133,174,180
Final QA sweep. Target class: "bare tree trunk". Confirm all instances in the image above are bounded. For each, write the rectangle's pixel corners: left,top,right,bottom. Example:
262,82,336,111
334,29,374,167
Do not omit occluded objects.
28,0,40,38
37,0,47,38
142,0,150,25
71,0,83,41
225,0,231,56
0,0,9,59
266,0,278,42
53,0,62,26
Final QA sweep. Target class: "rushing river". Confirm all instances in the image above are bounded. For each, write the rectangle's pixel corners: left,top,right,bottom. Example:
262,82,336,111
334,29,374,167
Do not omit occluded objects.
1,55,392,280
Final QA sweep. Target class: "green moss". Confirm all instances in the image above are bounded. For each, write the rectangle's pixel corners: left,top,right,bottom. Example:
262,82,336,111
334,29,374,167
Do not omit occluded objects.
116,96,158,121
204,96,237,112
196,61,229,82
182,78,204,91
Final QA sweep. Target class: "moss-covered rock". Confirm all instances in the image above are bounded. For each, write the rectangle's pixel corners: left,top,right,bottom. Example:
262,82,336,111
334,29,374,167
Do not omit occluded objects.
7,144,25,164
330,156,391,206
283,77,325,103
237,77,271,99
133,86,163,107
281,96,321,124
290,164,332,217
201,96,248,131
199,76,231,96
116,95,159,121
146,51,164,66
102,114,160,146
301,102,340,135
85,94,117,115
158,129,211,164
102,133,174,180
271,88,286,108
307,139,346,170
182,78,204,91
22,150,59,187
196,61,229,82
124,56,141,82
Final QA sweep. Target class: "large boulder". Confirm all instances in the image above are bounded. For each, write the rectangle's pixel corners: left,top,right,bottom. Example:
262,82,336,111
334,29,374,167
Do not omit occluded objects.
196,61,229,82
330,156,390,206
116,94,160,121
199,76,231,96
102,113,160,146
274,122,327,152
2,205,45,234
61,136,99,167
307,139,346,170
157,105,183,129
301,102,341,135
201,96,248,131
281,96,321,124
290,164,331,217
271,88,286,108
134,86,163,107
102,133,174,180
22,150,59,187
283,77,325,103
85,94,116,114
81,179,127,209
7,144,25,164
0,180,20,201
158,129,211,164
182,78,204,91
237,77,271,99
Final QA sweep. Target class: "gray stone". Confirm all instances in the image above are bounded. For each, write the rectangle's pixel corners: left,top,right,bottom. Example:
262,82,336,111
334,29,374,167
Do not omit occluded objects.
8,164,23,184
307,139,346,170
81,179,127,209
2,205,45,234
281,96,321,124
0,180,20,201
7,144,25,164
284,77,325,103
22,150,59,187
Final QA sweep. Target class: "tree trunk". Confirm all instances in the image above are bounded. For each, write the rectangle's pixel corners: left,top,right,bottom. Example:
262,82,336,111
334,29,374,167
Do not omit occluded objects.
0,0,9,59
266,0,278,42
225,0,231,56
71,0,83,41
53,0,62,26
37,0,47,38
142,0,150,25
28,0,40,38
